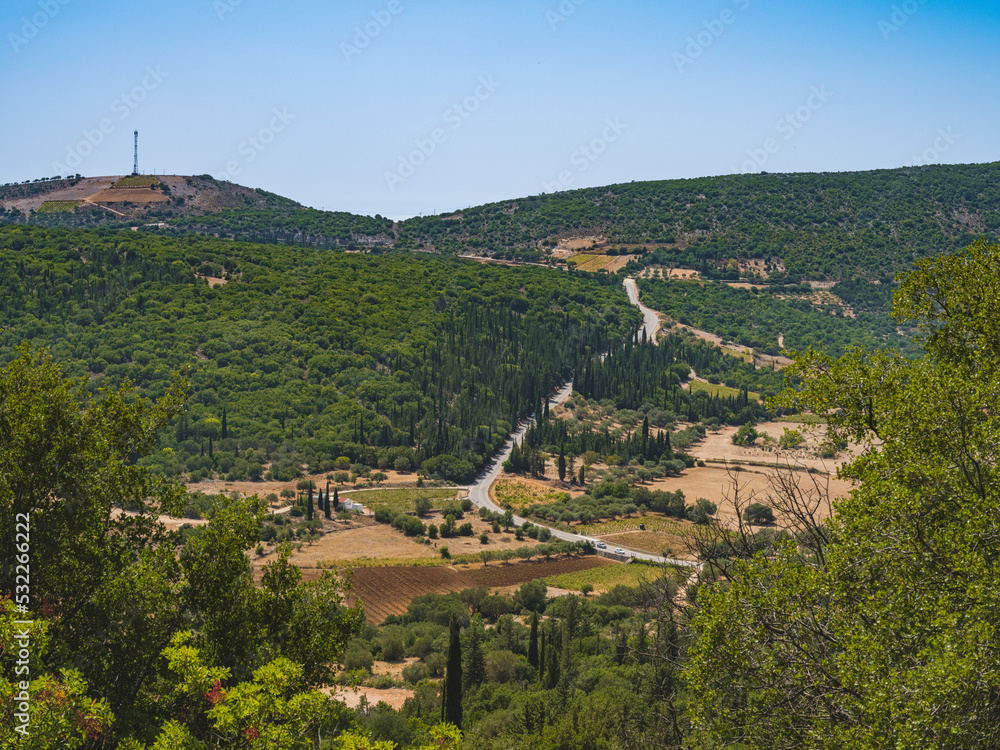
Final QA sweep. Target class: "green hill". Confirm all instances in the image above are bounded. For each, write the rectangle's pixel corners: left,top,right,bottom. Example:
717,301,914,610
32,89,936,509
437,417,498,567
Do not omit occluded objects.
393,163,1000,279
6,164,999,279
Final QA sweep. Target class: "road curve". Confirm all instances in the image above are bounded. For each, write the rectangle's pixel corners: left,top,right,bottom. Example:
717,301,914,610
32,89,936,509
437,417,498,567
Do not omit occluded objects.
623,277,661,342
466,369,698,567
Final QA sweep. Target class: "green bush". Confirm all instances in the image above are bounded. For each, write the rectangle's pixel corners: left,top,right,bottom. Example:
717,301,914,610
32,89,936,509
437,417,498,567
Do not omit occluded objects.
401,662,430,685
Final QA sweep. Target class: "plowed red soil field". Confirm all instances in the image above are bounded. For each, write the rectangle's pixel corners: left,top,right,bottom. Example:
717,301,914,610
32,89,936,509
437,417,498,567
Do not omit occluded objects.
340,555,615,623
347,566,476,624
464,555,614,588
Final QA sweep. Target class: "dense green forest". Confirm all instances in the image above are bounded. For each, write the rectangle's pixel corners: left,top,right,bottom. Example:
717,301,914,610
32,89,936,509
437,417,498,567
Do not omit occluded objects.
0,225,641,485
636,277,915,357
391,163,1000,278
169,208,396,249
7,164,999,280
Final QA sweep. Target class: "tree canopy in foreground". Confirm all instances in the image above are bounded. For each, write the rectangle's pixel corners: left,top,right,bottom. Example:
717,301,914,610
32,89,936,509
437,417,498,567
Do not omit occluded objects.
686,239,1000,749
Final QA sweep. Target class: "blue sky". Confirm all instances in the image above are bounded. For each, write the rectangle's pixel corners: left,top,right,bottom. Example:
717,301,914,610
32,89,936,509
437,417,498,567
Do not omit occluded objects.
2,0,998,219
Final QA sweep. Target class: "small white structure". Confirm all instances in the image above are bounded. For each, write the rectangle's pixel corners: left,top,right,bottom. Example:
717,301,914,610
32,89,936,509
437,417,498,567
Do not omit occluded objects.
340,498,365,514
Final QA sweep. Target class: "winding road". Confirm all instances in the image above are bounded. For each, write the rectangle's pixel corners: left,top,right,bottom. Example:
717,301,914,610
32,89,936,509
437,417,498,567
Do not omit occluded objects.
466,278,698,568
623,277,661,342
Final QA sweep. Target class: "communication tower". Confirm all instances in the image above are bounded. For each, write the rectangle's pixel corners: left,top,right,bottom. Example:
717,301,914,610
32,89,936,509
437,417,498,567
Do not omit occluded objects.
132,130,139,176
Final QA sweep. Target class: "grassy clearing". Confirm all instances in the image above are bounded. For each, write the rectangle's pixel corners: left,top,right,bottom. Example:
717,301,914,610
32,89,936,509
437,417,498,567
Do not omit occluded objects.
575,515,695,538
38,200,80,213
601,530,687,557
112,175,160,188
347,488,458,514
689,380,761,401
545,561,671,591
570,254,616,272
493,476,568,508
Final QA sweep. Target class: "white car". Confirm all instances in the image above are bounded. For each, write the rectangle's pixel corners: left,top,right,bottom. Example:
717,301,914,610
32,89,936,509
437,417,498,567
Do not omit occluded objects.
614,548,624,555
596,542,607,549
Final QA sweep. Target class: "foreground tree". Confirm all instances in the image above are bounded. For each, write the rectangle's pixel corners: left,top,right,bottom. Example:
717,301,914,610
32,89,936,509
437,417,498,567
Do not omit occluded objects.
0,348,364,744
686,240,1000,748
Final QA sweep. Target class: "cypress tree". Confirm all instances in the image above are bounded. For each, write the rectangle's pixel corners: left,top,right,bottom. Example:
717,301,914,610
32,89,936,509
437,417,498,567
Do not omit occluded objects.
544,623,561,689
333,487,339,511
528,611,539,669
306,485,314,521
221,406,228,440
323,489,331,519
445,615,463,728
558,444,566,482
539,626,546,683
463,619,486,691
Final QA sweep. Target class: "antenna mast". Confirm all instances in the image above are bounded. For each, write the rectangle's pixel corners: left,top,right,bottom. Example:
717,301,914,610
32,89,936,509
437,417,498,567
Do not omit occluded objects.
132,130,139,176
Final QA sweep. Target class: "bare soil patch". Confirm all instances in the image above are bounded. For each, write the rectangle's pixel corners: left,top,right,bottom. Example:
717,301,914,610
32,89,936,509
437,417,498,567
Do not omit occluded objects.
88,188,169,204
288,522,438,570
330,687,413,711
196,274,228,287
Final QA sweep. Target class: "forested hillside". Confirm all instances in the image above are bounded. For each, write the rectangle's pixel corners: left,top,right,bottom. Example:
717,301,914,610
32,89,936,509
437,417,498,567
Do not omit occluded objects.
394,163,1000,279
636,277,914,357
7,164,999,281
0,225,638,484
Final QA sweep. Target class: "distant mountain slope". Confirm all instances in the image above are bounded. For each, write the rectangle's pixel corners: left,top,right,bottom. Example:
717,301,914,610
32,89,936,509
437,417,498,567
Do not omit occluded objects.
0,174,393,248
4,163,999,278
394,163,1000,279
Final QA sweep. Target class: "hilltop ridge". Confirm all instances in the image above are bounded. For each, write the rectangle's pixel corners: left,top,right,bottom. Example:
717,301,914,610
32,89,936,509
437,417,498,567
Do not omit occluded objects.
4,162,999,278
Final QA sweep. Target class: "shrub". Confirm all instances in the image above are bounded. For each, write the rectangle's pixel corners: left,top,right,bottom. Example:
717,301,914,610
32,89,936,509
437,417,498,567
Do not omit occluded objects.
479,533,489,545
401,662,430,685
392,514,426,537
425,651,447,677
688,497,717,525
513,579,548,613
343,640,374,673
440,546,450,559
779,428,804,449
744,502,776,525
732,423,760,446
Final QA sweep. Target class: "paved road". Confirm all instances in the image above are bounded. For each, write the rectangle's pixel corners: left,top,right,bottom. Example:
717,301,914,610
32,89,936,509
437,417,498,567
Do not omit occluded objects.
623,277,661,342
466,345,699,569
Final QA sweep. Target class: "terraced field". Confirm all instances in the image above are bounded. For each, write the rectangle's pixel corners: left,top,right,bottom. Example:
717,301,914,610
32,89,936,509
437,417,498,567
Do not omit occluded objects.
464,555,613,588
112,175,161,188
37,200,80,213
347,565,476,623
